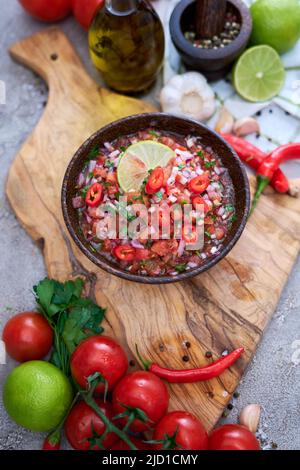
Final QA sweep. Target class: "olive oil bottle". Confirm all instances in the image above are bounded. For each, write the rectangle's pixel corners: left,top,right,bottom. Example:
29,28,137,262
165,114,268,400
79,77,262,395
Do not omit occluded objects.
88,0,165,93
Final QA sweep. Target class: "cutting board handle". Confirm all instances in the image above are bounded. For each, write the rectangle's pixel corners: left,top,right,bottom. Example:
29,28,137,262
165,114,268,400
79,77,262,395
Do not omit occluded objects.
9,27,93,91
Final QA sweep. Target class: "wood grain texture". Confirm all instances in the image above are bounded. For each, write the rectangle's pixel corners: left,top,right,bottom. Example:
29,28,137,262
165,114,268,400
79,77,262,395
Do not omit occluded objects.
6,28,300,430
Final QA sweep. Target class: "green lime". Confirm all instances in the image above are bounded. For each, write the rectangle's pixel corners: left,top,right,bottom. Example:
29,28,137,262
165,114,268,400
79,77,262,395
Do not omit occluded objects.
233,45,285,102
117,140,175,192
3,361,73,432
250,0,300,54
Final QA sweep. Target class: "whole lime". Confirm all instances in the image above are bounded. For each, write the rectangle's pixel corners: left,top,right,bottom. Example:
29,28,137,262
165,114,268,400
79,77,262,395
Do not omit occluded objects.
250,0,300,54
3,361,73,432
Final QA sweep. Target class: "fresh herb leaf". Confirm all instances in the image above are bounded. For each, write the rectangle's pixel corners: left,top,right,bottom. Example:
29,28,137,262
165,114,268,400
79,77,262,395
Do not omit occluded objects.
225,204,234,212
230,214,237,223
175,263,187,273
154,191,163,201
197,151,204,159
80,186,90,198
104,160,114,168
205,230,211,238
204,160,216,168
120,146,127,152
149,130,160,137
178,164,185,169
133,195,144,202
83,145,100,167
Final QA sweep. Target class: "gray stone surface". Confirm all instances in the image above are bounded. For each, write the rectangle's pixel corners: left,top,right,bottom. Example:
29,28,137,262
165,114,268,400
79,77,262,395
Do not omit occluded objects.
0,0,299,451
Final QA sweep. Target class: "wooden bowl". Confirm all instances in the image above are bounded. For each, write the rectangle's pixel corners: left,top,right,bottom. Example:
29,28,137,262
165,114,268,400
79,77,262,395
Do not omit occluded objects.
170,0,252,81
61,113,250,284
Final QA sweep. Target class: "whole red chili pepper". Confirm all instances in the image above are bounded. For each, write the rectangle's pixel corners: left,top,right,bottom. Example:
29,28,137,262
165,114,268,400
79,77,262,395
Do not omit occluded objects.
222,134,289,194
252,143,300,213
43,430,61,451
136,346,244,383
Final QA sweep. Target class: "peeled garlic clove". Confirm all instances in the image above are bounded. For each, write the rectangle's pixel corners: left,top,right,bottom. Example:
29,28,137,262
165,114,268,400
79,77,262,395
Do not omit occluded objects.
233,117,260,137
160,72,216,122
215,106,234,134
288,182,300,198
239,404,261,433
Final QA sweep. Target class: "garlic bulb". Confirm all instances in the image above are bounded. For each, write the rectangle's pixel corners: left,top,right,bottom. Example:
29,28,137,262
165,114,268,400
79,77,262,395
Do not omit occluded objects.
160,72,216,122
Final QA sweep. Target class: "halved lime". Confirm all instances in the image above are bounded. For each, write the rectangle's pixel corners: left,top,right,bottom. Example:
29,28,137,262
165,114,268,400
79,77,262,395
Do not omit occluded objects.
233,45,285,102
117,141,175,192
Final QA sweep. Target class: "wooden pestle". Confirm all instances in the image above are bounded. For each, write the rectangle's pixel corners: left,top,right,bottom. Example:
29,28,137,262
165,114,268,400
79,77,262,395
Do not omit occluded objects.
196,0,227,38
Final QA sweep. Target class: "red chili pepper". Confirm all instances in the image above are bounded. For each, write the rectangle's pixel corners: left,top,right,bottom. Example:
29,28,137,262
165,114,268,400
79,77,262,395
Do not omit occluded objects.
145,167,164,195
136,346,244,383
222,134,289,194
188,174,210,194
113,244,136,261
252,143,300,213
43,430,61,451
86,183,103,207
191,195,210,214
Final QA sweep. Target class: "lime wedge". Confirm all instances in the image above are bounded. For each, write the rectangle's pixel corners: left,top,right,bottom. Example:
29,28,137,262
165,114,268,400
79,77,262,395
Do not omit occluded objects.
117,141,175,192
233,45,285,102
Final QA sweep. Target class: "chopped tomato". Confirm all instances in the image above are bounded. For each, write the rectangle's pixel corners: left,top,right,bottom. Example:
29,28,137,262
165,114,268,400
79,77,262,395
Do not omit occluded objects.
188,174,210,194
113,245,136,261
106,173,118,185
145,168,164,195
192,195,210,214
86,183,104,207
151,240,178,257
102,239,112,252
135,248,151,260
215,226,226,240
182,225,199,244
93,167,107,179
160,136,175,148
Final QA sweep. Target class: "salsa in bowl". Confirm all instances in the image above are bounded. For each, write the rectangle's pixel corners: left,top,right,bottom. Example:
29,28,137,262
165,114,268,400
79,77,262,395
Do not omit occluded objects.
62,114,250,284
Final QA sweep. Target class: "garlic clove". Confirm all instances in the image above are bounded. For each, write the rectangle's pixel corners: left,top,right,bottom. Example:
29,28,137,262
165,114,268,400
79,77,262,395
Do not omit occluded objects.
233,117,260,137
288,182,300,198
239,404,261,433
215,106,234,134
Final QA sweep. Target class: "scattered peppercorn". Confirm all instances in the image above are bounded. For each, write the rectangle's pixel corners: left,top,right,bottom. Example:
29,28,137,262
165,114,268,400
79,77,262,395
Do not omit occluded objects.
182,355,189,362
233,391,240,399
205,351,213,358
227,403,234,410
159,343,165,352
129,360,135,367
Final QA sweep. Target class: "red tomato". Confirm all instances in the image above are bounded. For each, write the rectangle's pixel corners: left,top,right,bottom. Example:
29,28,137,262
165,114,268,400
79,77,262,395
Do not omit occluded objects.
192,195,210,214
145,167,164,195
182,225,199,244
113,244,136,262
135,248,151,260
86,183,104,207
188,174,210,194
2,312,53,362
70,335,128,393
65,399,118,450
112,371,169,433
153,411,208,450
110,437,151,450
151,240,178,257
208,424,261,450
72,0,104,29
18,0,71,22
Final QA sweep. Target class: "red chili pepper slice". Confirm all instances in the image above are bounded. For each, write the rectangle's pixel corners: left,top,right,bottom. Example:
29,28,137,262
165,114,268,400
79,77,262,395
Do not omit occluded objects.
145,167,164,195
113,244,136,261
86,183,103,208
188,174,210,194
192,195,210,214
136,346,244,383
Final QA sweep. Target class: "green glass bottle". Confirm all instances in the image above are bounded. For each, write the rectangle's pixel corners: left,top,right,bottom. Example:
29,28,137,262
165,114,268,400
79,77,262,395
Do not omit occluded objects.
88,0,165,93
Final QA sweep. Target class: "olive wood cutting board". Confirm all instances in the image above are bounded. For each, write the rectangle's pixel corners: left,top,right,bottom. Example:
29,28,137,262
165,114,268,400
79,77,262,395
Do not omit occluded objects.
6,28,300,430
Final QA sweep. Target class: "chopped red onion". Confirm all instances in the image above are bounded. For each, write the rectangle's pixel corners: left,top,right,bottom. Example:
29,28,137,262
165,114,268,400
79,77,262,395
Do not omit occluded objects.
77,172,85,188
177,239,186,257
72,196,85,209
104,142,115,152
131,240,145,249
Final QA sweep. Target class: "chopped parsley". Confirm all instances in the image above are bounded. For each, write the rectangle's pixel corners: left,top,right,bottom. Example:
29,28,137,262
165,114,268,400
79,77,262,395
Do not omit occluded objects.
175,263,187,273
120,146,127,152
230,214,237,223
178,164,185,169
204,160,216,169
104,160,114,169
149,130,160,137
83,145,100,168
80,185,90,198
205,230,211,238
197,151,205,159
225,204,234,212
154,191,163,201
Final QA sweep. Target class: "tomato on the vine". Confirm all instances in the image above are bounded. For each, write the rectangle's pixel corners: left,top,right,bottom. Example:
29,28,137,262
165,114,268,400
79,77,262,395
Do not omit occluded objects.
70,335,128,393
208,424,261,450
112,371,169,433
65,399,118,450
72,0,104,29
110,437,152,450
18,0,72,22
153,411,208,450
2,312,53,362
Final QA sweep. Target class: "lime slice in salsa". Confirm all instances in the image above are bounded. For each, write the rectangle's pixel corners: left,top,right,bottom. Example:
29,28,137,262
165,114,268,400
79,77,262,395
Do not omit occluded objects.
117,141,175,192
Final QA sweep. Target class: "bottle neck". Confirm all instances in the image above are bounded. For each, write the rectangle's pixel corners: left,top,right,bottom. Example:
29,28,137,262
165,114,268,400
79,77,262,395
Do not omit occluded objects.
106,0,139,15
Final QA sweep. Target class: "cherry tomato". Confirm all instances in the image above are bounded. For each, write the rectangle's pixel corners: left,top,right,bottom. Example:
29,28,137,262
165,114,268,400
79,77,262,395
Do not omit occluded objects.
112,371,169,433
18,0,71,22
2,312,53,362
182,225,199,244
192,195,210,214
72,0,104,29
208,424,261,450
65,399,118,450
70,335,128,394
110,437,152,450
145,167,164,195
135,248,151,260
188,174,210,194
113,245,136,262
86,183,104,208
153,411,208,450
